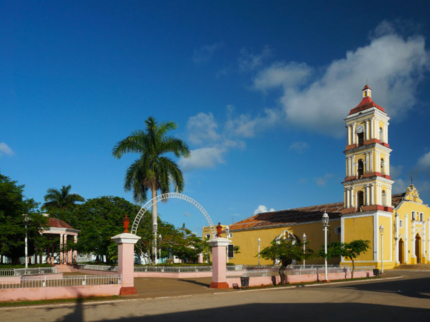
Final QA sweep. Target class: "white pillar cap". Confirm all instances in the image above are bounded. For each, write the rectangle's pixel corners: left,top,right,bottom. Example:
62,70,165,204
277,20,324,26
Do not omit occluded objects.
208,237,230,247
111,233,141,244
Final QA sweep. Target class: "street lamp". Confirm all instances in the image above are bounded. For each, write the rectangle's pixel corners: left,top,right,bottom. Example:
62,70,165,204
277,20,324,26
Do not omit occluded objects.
302,233,307,268
23,214,29,269
322,212,329,281
158,234,162,264
258,238,261,266
379,225,384,274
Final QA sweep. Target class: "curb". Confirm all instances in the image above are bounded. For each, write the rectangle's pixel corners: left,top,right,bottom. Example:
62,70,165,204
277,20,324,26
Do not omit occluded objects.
213,275,404,295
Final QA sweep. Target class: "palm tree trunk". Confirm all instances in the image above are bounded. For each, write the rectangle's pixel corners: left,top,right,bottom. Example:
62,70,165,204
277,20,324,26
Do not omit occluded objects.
152,185,158,265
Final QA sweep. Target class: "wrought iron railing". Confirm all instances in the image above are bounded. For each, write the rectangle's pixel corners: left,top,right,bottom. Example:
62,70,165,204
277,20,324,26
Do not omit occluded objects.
0,274,121,289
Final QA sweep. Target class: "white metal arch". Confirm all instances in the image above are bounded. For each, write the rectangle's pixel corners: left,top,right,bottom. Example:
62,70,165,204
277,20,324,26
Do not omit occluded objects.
131,192,216,238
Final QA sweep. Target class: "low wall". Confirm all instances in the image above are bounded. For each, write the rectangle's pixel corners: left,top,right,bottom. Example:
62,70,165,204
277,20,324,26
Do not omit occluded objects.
226,270,374,288
21,273,63,281
134,270,246,279
0,285,121,302
0,277,21,284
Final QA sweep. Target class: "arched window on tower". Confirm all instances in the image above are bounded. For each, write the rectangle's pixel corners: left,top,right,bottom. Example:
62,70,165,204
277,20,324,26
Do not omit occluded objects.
380,159,385,175
358,132,364,146
357,159,364,178
382,190,386,206
379,127,384,142
357,191,364,212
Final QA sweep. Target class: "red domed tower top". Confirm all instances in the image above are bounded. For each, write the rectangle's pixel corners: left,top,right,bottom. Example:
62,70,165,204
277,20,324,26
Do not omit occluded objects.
348,85,385,115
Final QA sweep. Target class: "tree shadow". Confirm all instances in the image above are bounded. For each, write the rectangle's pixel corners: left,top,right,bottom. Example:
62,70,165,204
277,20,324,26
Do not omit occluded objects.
177,279,210,287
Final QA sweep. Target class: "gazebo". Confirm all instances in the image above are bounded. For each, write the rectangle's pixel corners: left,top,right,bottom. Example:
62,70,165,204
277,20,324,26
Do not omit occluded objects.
39,214,80,265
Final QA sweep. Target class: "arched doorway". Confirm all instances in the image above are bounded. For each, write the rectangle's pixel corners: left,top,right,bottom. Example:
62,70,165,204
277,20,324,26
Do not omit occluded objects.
399,239,404,264
415,234,421,263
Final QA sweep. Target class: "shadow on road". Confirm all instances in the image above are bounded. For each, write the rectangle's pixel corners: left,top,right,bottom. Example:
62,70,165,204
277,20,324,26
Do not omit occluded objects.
338,277,430,300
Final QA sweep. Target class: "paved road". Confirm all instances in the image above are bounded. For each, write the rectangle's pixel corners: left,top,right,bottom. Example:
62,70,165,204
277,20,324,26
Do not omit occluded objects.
2,271,430,322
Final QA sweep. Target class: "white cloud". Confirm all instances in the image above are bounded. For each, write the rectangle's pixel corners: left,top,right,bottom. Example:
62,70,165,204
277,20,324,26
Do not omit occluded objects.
252,21,430,137
314,174,334,187
253,205,275,216
192,43,224,64
0,143,14,156
393,178,409,194
239,46,272,72
225,105,281,138
179,146,226,171
187,112,220,145
414,151,430,178
184,212,192,217
390,165,403,179
290,141,309,153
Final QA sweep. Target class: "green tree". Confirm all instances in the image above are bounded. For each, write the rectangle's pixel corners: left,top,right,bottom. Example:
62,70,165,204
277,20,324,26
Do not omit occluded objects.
71,196,140,264
259,239,313,284
0,172,48,264
112,116,190,263
318,240,370,279
42,185,85,212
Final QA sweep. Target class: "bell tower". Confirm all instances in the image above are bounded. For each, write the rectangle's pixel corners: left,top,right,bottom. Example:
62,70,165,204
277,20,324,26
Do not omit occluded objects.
341,85,394,268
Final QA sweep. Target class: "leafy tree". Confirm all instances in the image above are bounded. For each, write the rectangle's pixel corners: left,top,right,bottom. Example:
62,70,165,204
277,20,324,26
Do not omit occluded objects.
71,196,140,264
112,116,190,262
0,172,48,264
42,185,85,212
259,239,313,284
318,240,370,279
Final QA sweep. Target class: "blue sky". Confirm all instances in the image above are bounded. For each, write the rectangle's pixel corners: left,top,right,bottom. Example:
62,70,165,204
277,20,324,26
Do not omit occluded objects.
1,1,430,235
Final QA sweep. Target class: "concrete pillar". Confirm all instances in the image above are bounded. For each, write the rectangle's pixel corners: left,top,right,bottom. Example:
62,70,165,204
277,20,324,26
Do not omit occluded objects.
111,233,141,295
347,125,351,145
208,238,230,289
352,123,356,144
365,119,369,140
198,253,203,264
60,234,64,264
395,213,399,264
366,185,370,205
74,235,78,264
405,214,409,263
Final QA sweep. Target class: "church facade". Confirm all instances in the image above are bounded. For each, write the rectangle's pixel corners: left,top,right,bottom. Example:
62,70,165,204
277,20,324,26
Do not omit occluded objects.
204,85,430,268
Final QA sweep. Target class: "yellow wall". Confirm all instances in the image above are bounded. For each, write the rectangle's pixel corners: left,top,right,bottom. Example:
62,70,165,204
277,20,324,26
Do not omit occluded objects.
343,216,374,261
225,220,341,265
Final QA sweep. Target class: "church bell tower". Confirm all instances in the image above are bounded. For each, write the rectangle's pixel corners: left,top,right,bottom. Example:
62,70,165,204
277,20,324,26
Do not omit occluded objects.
341,85,394,267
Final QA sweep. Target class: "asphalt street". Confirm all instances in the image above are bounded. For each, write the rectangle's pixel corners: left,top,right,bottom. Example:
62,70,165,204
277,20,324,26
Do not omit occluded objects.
1,271,429,322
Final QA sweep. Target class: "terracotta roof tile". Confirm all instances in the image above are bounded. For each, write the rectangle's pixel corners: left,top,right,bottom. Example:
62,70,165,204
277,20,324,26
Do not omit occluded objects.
48,218,73,229
230,193,405,232
349,96,385,115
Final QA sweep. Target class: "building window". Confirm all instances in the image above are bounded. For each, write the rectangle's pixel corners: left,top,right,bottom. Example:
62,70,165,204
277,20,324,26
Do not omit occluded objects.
358,160,364,178
399,220,403,228
228,244,234,259
412,212,415,221
420,213,424,221
205,234,210,240
382,190,386,206
379,127,384,142
380,159,385,174
358,132,364,146
335,226,341,235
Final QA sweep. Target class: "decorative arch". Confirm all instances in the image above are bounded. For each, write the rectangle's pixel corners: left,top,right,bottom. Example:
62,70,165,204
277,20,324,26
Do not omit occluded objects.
275,230,296,243
131,193,216,238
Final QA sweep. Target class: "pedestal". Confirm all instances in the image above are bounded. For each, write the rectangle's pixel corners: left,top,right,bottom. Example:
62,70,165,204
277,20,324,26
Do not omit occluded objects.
208,238,230,289
112,233,141,295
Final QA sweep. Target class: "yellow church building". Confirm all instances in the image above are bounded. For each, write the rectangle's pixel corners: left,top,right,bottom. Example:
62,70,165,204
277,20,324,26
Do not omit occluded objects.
204,85,430,269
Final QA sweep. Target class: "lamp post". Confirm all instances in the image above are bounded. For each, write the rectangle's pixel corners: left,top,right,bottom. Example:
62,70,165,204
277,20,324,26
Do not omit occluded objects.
258,238,261,266
302,233,307,268
158,234,162,264
23,214,29,269
322,212,329,281
379,225,384,274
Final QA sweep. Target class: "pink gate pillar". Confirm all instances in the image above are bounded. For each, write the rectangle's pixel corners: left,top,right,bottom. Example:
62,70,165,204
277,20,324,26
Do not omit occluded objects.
208,237,230,289
111,232,141,295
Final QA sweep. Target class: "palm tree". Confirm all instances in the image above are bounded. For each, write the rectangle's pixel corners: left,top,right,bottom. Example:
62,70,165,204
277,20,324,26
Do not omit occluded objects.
112,116,190,263
42,185,85,212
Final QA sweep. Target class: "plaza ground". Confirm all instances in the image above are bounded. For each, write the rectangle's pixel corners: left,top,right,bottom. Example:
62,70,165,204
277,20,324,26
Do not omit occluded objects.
1,270,429,321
